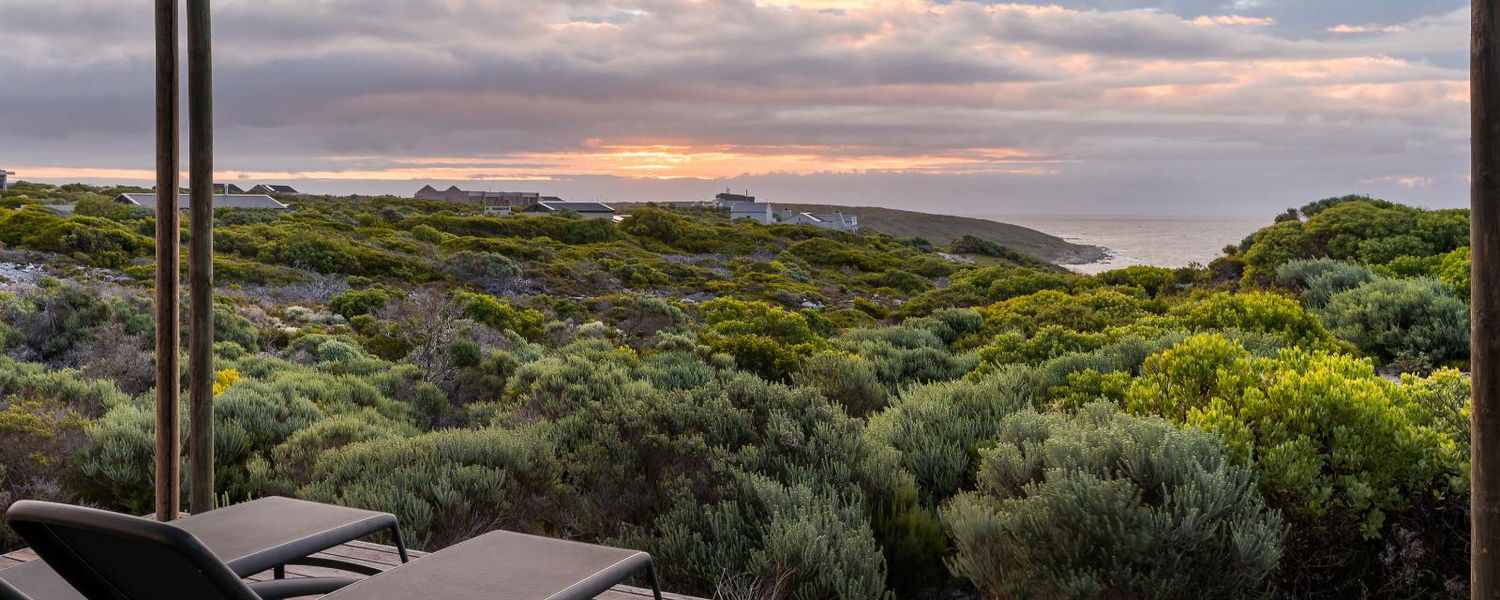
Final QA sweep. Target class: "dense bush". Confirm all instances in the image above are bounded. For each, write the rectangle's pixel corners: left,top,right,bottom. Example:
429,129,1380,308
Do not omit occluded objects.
1318,277,1469,369
865,367,1038,504
943,404,1283,600
302,426,569,548
1125,335,1461,536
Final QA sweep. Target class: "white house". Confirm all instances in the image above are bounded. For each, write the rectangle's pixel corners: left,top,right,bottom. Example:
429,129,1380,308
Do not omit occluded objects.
777,210,859,233
714,190,772,224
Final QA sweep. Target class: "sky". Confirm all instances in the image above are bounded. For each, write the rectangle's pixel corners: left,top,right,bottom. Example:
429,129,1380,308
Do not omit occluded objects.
0,0,1470,218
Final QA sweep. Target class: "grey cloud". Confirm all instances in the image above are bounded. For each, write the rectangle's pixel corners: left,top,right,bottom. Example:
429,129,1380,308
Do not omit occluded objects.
0,0,1471,217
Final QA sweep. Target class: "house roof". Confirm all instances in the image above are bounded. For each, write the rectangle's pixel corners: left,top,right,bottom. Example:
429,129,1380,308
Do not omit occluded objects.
525,201,615,213
115,193,290,211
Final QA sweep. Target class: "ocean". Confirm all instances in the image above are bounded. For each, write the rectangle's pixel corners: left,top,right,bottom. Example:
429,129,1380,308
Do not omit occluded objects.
975,215,1269,275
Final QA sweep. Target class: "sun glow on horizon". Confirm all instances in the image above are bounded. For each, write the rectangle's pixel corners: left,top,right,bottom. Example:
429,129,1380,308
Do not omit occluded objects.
17,142,1064,184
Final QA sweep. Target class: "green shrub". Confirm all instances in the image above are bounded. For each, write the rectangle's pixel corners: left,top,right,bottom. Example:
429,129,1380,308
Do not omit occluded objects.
630,472,887,600
410,224,446,244
1124,334,1460,536
1274,259,1375,308
459,292,545,340
1097,265,1177,297
792,352,889,417
441,250,521,282
301,426,570,548
942,404,1282,600
699,299,827,381
1317,277,1468,369
329,288,394,319
979,289,1149,337
865,367,1038,504
1164,291,1336,349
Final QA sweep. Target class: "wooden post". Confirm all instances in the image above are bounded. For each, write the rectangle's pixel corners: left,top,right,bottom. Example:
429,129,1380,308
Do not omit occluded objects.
187,0,216,515
1476,0,1500,596
153,0,181,523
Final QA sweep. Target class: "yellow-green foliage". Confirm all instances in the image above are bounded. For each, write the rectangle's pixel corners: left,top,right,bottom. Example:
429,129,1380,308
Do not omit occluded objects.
1124,334,1461,536
698,298,829,381
0,207,152,268
1240,196,1468,284
459,292,546,340
977,289,1153,338
1162,291,1339,350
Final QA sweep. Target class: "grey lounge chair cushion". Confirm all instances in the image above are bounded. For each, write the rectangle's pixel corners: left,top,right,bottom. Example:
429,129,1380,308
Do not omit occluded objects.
321,531,654,600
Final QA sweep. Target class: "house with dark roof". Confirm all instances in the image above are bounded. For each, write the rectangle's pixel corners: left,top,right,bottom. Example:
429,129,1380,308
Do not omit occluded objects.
115,193,290,212
247,184,301,195
519,201,616,219
415,185,539,213
213,183,246,194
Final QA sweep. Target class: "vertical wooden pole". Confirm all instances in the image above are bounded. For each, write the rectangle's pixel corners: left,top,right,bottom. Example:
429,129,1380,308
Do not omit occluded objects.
154,0,182,523
1476,0,1500,596
187,0,215,515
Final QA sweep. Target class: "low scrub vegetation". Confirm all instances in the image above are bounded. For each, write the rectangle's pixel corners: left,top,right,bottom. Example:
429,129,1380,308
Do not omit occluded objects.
0,182,1481,598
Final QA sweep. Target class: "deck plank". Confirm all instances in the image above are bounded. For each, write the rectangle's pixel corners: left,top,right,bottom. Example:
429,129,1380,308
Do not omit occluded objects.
1,541,701,600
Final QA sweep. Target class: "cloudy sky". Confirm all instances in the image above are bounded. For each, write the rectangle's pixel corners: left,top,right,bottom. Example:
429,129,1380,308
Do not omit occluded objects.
0,0,1468,217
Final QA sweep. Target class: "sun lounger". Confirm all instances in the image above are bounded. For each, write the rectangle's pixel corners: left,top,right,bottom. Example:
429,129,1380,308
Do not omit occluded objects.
5,500,661,600
318,530,662,600
0,497,407,600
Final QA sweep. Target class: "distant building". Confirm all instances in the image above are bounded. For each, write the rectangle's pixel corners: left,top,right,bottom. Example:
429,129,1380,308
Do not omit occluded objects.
247,184,301,195
213,183,246,194
715,191,756,206
777,209,859,233
713,189,772,224
415,185,539,212
115,193,290,211
519,201,616,219
0,170,13,191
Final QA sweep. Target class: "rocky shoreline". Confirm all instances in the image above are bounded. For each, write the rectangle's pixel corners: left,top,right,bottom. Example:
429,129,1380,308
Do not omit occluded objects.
1049,243,1111,266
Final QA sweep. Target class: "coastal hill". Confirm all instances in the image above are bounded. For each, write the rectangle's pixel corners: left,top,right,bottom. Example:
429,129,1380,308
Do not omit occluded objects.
772,203,1106,265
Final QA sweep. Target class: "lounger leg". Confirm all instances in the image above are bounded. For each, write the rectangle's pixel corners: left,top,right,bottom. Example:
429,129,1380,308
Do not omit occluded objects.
390,524,410,563
645,564,663,600
273,565,285,579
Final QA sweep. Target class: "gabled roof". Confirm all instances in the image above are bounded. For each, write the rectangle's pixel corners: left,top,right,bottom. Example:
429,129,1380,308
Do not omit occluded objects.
249,184,300,194
524,201,616,213
115,193,290,211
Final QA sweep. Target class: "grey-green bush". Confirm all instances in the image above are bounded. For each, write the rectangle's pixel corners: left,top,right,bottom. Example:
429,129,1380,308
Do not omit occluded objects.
1317,277,1468,369
629,472,887,600
941,404,1283,600
865,366,1038,504
793,352,889,417
300,425,571,549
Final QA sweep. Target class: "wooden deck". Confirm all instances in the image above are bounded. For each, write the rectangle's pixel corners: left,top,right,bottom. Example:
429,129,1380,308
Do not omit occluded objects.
1,540,704,600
